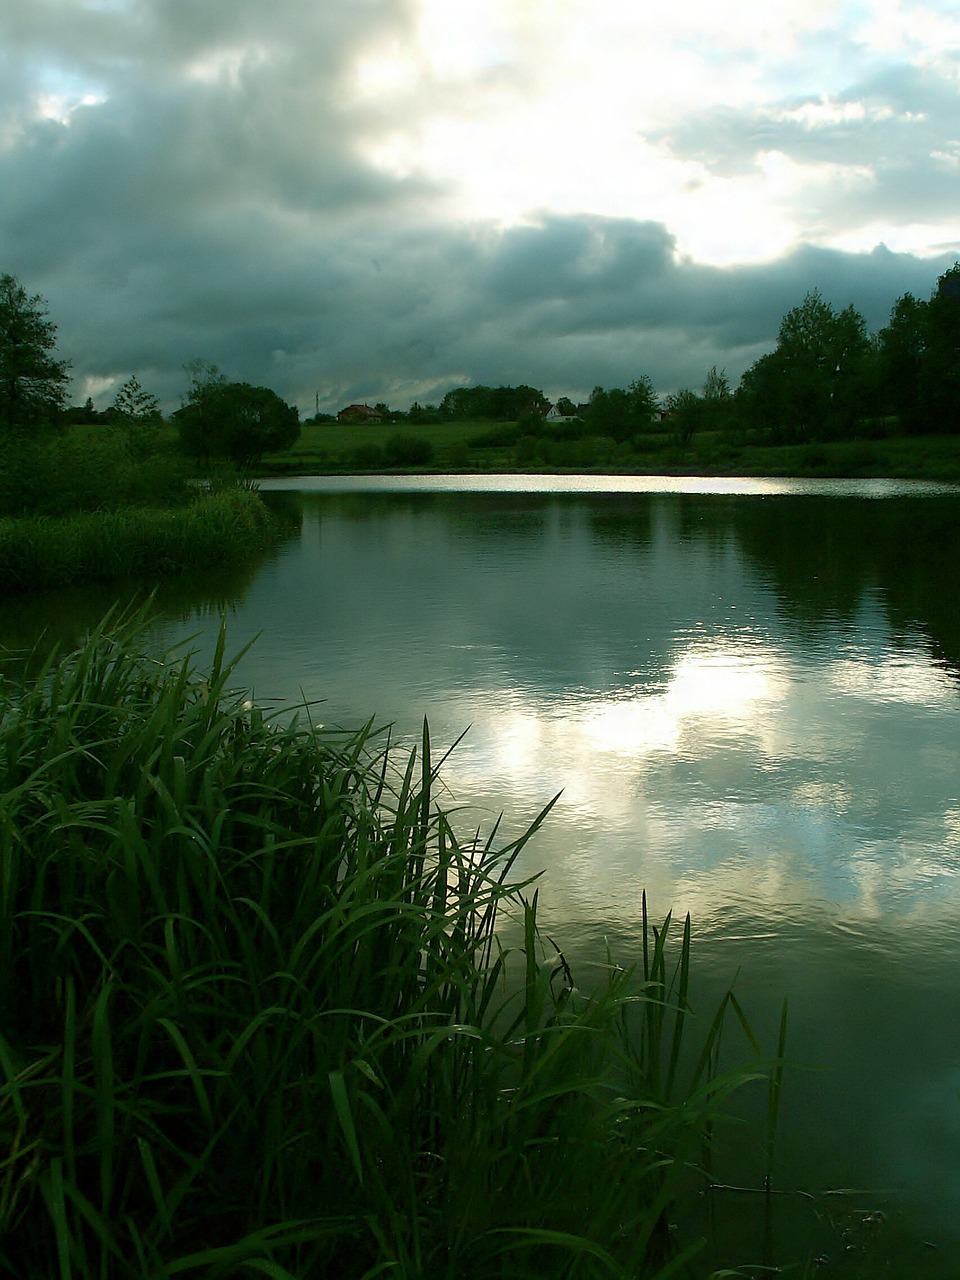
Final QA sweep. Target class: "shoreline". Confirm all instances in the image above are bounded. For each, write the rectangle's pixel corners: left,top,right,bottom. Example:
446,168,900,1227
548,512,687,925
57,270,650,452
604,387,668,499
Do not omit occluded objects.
255,431,960,485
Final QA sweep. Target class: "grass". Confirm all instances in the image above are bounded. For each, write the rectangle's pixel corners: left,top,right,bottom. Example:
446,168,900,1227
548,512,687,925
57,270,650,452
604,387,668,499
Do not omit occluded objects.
0,487,284,592
262,419,506,475
0,608,783,1279
258,420,960,483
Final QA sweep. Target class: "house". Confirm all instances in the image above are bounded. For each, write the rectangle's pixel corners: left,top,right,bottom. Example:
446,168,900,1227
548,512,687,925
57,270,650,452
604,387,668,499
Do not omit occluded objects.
337,404,382,423
545,401,587,424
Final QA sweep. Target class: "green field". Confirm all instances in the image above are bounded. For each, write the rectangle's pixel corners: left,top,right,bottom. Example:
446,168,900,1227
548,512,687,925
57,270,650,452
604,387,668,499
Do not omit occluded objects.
259,418,960,483
261,418,507,473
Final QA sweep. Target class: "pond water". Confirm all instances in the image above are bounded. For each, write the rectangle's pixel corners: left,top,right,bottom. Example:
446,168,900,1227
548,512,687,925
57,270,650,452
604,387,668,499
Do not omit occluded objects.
4,473,960,1274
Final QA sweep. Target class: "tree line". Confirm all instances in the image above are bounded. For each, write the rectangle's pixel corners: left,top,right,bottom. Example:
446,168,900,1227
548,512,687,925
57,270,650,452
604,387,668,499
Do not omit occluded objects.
2,261,959,466
0,274,301,470
733,264,959,442
430,262,959,446
309,262,960,446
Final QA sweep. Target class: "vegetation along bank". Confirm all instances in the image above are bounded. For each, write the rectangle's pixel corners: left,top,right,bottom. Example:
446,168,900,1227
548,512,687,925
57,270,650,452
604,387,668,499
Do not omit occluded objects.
2,263,960,576
0,275,288,592
259,261,960,480
0,608,784,1278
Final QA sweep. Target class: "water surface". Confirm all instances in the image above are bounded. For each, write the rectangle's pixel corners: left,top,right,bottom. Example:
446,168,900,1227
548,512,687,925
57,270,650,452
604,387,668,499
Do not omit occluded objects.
4,474,960,1273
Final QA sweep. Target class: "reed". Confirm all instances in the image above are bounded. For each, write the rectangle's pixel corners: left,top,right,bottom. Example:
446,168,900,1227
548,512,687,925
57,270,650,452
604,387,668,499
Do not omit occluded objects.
0,488,279,591
1,608,780,1278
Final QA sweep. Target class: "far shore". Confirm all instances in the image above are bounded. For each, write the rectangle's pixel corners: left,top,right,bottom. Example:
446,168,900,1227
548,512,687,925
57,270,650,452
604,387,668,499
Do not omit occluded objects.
255,426,960,486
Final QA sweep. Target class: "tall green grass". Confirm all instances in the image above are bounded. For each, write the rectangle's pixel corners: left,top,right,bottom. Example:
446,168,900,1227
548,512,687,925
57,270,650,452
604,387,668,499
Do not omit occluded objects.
0,488,280,591
1,609,780,1278
0,425,186,518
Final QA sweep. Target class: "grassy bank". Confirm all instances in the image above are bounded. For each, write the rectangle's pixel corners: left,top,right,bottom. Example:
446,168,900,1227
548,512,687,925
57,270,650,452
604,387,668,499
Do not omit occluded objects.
0,610,780,1279
0,487,281,592
258,420,960,483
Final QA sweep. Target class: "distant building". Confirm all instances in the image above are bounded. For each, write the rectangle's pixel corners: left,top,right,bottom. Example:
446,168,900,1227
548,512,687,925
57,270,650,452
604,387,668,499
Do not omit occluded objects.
337,404,382,423
545,401,586,424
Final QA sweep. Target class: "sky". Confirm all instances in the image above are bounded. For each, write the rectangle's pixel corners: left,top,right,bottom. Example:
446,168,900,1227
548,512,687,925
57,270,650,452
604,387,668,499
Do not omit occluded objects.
2,0,959,416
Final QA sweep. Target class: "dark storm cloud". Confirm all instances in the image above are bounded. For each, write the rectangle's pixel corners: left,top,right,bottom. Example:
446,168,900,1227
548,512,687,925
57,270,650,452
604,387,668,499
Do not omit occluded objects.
1,0,957,413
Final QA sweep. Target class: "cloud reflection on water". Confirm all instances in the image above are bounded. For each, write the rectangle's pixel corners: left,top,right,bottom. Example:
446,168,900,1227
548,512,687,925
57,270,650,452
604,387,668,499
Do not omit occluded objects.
434,626,960,934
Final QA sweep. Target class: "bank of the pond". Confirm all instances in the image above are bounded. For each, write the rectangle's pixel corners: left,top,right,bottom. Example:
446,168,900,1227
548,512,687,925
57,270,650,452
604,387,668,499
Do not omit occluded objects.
0,487,279,591
0,610,779,1279
256,425,960,484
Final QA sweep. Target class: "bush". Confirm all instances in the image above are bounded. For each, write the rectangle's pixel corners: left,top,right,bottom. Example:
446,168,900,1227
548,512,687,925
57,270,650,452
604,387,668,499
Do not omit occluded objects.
469,424,520,449
383,434,435,467
350,442,386,470
0,425,186,518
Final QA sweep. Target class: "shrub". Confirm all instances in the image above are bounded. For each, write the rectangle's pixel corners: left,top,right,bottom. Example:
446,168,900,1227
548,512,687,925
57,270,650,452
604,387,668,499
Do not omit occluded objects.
350,442,385,470
383,434,435,467
0,426,187,518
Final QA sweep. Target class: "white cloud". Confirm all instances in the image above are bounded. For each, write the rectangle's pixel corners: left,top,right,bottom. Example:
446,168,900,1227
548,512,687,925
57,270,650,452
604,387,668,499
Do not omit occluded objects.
344,0,960,263
0,0,958,408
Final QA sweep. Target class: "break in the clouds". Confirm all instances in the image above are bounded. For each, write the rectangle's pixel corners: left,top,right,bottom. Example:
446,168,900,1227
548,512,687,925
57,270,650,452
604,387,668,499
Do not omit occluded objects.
1,0,959,414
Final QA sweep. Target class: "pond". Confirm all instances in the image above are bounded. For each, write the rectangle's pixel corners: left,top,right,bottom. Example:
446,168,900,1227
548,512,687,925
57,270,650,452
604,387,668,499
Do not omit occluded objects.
3,472,960,1274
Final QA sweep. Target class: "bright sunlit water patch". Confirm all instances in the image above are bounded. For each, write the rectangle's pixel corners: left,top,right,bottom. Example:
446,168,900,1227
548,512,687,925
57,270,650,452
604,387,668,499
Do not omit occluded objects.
575,643,782,760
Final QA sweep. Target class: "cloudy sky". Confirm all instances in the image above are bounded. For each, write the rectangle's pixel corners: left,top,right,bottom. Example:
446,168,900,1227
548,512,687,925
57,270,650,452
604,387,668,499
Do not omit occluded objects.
2,0,959,415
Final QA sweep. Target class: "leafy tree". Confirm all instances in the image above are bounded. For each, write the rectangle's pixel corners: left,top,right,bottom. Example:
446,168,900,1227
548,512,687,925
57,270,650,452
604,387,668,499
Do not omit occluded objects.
372,401,404,423
919,262,960,434
585,378,659,441
628,376,660,430
738,291,872,440
112,374,161,425
585,386,628,438
556,396,578,416
683,366,735,439
174,361,227,469
439,384,549,421
0,273,70,434
875,293,928,432
110,374,164,452
176,363,299,469
222,383,299,467
664,388,702,447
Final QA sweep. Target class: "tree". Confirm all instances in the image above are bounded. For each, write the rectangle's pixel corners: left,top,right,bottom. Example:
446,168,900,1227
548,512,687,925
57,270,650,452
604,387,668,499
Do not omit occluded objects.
919,262,960,434
438,384,549,421
176,364,300,469
111,374,161,425
221,383,300,468
110,374,163,451
63,397,107,426
876,293,927,432
407,401,441,425
585,378,659,441
702,366,731,404
628,376,660,430
663,388,702,447
175,361,227,469
0,273,70,433
738,291,872,440
383,434,435,467
698,365,734,436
